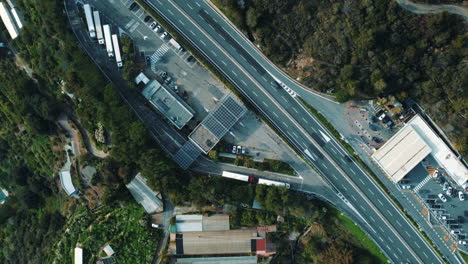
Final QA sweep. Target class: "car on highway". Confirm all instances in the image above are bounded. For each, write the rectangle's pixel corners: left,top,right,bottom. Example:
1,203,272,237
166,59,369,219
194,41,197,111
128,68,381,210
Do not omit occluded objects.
459,191,465,201
438,193,447,202
154,25,161,32
144,16,152,22
270,81,280,89
149,21,157,30
160,32,168,40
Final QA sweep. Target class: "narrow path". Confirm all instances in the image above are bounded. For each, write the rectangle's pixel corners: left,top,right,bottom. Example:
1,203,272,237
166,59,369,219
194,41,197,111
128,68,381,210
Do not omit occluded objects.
396,0,468,20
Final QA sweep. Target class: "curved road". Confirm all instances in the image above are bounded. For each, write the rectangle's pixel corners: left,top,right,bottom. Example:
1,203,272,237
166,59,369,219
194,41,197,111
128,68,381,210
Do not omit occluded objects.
142,0,446,263
397,0,468,21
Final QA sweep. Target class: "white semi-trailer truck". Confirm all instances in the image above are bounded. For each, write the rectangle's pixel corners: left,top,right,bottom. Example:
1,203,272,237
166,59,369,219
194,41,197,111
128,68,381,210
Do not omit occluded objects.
93,11,104,44
83,4,95,38
112,34,123,68
103,24,113,57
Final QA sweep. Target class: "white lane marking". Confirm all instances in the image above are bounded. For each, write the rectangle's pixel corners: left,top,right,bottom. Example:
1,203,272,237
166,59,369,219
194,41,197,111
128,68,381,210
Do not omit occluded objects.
368,189,375,195
388,237,394,243
330,147,337,154
351,195,357,201
369,215,375,222
341,184,348,191
168,9,174,16
397,248,403,254
262,76,267,82
252,91,258,97
241,80,247,86
396,220,402,227
231,70,238,76
281,95,288,102
322,163,328,169
414,242,420,248
301,117,309,124
221,60,227,66
386,209,393,217
292,132,299,138
404,231,411,237
273,112,279,118
156,0,162,4
377,199,384,206
200,39,207,46
360,205,366,211
178,19,185,25
423,252,428,258
262,101,268,107
210,50,217,56
292,107,299,113
208,24,215,31
187,3,193,9
350,168,356,175
393,253,399,259
359,178,365,185
282,122,289,128
190,30,195,36
195,1,201,7
332,174,338,180
379,236,384,242
379,226,385,232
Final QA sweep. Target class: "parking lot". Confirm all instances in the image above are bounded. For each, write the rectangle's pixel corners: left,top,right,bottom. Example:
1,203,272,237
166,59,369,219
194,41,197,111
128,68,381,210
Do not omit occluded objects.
399,155,467,249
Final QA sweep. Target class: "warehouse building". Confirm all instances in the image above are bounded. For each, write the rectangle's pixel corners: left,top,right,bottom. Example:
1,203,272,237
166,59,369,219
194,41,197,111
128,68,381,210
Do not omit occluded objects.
175,256,258,264
373,114,468,188
126,173,163,213
142,80,195,130
0,2,19,39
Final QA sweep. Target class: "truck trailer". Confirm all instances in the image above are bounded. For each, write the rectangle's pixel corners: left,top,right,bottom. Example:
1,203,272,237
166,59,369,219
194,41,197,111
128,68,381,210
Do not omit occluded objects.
103,24,113,57
169,38,183,51
93,11,104,44
258,179,290,189
83,4,95,38
112,34,123,68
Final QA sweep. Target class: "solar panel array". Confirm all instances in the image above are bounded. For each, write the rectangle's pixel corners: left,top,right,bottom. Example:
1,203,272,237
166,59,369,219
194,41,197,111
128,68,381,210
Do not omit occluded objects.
173,140,202,169
201,96,247,140
198,10,266,75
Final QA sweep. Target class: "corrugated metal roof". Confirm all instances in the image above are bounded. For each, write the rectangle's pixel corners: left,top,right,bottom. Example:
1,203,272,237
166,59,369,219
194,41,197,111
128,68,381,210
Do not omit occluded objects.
0,2,19,39
60,170,77,196
126,173,163,213
175,256,258,264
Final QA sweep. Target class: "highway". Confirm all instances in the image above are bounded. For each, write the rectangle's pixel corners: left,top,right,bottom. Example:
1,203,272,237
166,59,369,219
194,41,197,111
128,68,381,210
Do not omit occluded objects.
142,0,445,263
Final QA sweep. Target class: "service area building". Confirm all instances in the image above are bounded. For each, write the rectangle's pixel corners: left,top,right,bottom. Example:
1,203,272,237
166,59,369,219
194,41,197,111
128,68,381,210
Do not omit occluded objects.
142,80,195,130
373,114,468,188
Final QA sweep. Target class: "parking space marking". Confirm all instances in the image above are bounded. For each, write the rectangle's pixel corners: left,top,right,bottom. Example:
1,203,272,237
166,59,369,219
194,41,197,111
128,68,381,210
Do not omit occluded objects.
125,19,136,29
129,22,140,33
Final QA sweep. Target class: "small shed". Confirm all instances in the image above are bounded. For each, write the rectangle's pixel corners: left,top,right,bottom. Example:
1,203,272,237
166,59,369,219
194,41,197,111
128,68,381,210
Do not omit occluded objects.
103,244,115,257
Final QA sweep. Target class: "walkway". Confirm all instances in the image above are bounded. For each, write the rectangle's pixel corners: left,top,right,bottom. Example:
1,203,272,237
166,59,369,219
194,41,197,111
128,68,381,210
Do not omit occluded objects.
396,0,468,20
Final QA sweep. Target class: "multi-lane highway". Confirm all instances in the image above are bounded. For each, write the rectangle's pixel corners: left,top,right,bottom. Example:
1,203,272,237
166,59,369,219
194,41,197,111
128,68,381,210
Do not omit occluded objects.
141,0,446,263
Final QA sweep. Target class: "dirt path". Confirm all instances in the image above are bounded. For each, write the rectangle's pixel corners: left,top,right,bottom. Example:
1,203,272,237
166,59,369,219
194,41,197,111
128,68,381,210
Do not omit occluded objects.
396,0,468,20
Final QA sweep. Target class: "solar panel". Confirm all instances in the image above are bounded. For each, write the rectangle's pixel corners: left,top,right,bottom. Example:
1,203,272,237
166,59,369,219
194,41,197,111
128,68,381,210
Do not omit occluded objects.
203,115,227,139
173,140,203,169
224,97,245,117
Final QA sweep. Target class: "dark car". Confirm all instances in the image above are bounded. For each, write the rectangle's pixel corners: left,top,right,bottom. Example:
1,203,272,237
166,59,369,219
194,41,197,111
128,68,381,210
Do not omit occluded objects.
187,55,195,62
182,91,188,100
144,16,152,22
146,56,151,66
270,81,280,89
129,2,137,10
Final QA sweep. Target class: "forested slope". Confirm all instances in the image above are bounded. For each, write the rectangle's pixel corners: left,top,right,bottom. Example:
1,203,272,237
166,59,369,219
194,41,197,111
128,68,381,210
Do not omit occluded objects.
213,0,467,156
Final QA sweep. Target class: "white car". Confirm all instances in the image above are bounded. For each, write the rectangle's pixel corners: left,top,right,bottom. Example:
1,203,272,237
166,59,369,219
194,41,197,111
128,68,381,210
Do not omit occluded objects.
433,170,439,177
378,113,386,120
446,186,453,196
160,32,168,40
149,21,157,29
153,25,161,32
459,191,465,201
438,193,447,202
459,240,467,245
232,145,237,154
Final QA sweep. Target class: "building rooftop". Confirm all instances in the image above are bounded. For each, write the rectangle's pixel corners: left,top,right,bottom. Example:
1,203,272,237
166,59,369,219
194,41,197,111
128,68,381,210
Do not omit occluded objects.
135,72,150,85
74,247,83,264
60,170,78,196
175,214,230,232
103,244,115,257
175,256,258,264
372,124,432,182
0,2,19,39
189,95,246,153
0,189,8,204
142,80,195,129
126,173,163,213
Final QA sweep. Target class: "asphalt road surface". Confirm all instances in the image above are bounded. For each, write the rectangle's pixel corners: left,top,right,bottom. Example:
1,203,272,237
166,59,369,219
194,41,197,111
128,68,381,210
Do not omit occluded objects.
142,0,447,263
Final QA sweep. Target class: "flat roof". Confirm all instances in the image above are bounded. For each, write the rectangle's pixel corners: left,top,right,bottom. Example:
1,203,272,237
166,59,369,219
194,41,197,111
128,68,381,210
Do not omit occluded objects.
60,170,77,196
74,247,83,264
0,2,19,39
175,214,230,232
176,229,258,255
408,115,468,186
189,95,246,153
126,173,163,213
372,124,432,182
175,256,258,264
142,80,195,129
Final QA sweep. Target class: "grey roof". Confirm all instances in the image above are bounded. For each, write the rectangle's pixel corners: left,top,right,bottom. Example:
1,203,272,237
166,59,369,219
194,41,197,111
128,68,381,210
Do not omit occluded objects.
142,80,195,130
189,95,246,153
176,256,258,264
126,173,163,213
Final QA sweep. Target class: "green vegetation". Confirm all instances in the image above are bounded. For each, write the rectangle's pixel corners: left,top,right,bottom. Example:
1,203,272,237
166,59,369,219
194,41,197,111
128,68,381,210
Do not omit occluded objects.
460,251,468,263
48,202,159,264
212,0,467,158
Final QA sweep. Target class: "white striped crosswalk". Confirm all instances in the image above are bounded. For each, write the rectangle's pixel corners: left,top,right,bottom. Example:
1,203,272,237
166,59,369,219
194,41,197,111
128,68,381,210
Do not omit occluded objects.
150,43,170,72
414,175,432,193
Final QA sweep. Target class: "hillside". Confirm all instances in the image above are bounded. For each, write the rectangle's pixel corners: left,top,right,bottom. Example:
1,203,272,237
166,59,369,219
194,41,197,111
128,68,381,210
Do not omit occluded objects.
212,0,467,157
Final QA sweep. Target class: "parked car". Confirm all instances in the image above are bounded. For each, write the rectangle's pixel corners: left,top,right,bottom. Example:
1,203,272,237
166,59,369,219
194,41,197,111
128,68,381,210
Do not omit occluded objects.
378,113,386,120
182,91,188,100
443,182,449,191
144,16,152,22
232,145,237,154
446,186,453,196
164,76,172,84
151,224,159,228
438,193,447,202
236,145,242,154
146,56,151,66
459,191,465,201
433,170,439,178
459,240,467,245
173,85,179,93
241,147,246,154
129,2,137,10
154,25,161,32
160,32,168,40
187,55,195,62
149,21,157,30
